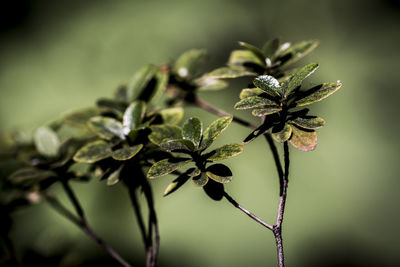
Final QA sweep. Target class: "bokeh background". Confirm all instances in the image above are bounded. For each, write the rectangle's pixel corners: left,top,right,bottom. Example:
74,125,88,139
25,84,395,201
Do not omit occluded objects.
1,0,400,266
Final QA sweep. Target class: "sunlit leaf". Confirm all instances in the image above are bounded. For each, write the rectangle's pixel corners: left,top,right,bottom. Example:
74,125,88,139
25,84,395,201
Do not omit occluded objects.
206,164,232,183
73,140,112,163
253,75,282,97
127,64,158,101
238,41,265,62
208,144,243,161
284,63,319,96
206,66,256,79
228,50,265,67
61,107,100,128
34,127,60,158
88,116,125,140
159,107,184,125
159,139,194,152
290,116,325,129
289,125,317,151
107,165,123,186
200,117,232,150
192,172,209,187
262,38,280,59
123,101,146,135
239,88,264,99
149,125,182,145
163,171,191,196
271,124,292,143
295,82,342,107
251,107,282,117
234,96,278,110
111,144,143,161
195,76,228,91
147,158,191,178
182,117,202,148
278,40,319,68
173,49,207,79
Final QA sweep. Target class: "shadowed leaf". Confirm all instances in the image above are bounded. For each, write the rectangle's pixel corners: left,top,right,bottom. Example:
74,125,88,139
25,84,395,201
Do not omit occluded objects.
73,140,112,163
151,70,169,104
262,38,280,58
238,41,265,62
195,76,228,91
34,127,60,157
289,125,317,151
271,124,292,143
239,88,264,99
61,107,100,128
192,172,209,187
252,107,281,117
206,164,232,183
159,107,184,125
295,82,342,107
208,144,243,161
200,117,232,150
234,96,278,110
123,101,146,134
112,144,143,161
147,158,191,178
127,64,158,101
149,125,182,145
9,168,56,184
253,75,282,97
290,116,325,129
203,180,224,201
284,63,319,96
173,49,207,79
182,117,202,148
88,116,125,140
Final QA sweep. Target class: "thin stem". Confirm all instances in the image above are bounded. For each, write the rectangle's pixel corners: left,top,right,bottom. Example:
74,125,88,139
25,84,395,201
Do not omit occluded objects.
264,134,284,195
58,182,131,267
193,96,257,129
223,192,273,231
127,187,149,253
273,141,290,267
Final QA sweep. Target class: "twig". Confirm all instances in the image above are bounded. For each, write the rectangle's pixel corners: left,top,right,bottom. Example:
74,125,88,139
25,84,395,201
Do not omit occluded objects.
57,181,131,267
223,192,273,231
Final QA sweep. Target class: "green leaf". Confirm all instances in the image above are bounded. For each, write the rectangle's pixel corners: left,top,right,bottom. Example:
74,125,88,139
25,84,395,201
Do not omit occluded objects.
194,76,228,91
271,124,292,143
278,40,319,68
123,101,146,134
8,168,56,184
88,116,125,140
111,144,143,161
251,107,282,117
188,168,201,177
159,139,194,152
238,41,265,62
262,38,280,59
239,88,264,99
127,64,158,101
290,116,325,129
182,117,202,148
96,98,125,116
206,66,257,79
200,117,233,150
149,125,182,145
284,63,319,96
228,50,265,67
73,140,112,163
163,171,191,196
107,165,123,186
289,125,317,151
206,164,232,184
208,144,243,161
61,107,100,128
173,49,207,79
159,107,184,125
34,127,60,158
295,82,342,107
234,96,278,110
113,85,128,103
253,75,282,97
192,172,209,187
147,158,191,178
151,70,169,104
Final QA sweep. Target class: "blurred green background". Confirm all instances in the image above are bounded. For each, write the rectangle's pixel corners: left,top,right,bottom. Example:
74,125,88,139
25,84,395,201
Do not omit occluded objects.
1,0,399,266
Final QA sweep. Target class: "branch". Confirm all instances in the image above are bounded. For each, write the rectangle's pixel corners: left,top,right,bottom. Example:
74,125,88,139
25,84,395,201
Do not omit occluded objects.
57,182,131,267
223,191,273,231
